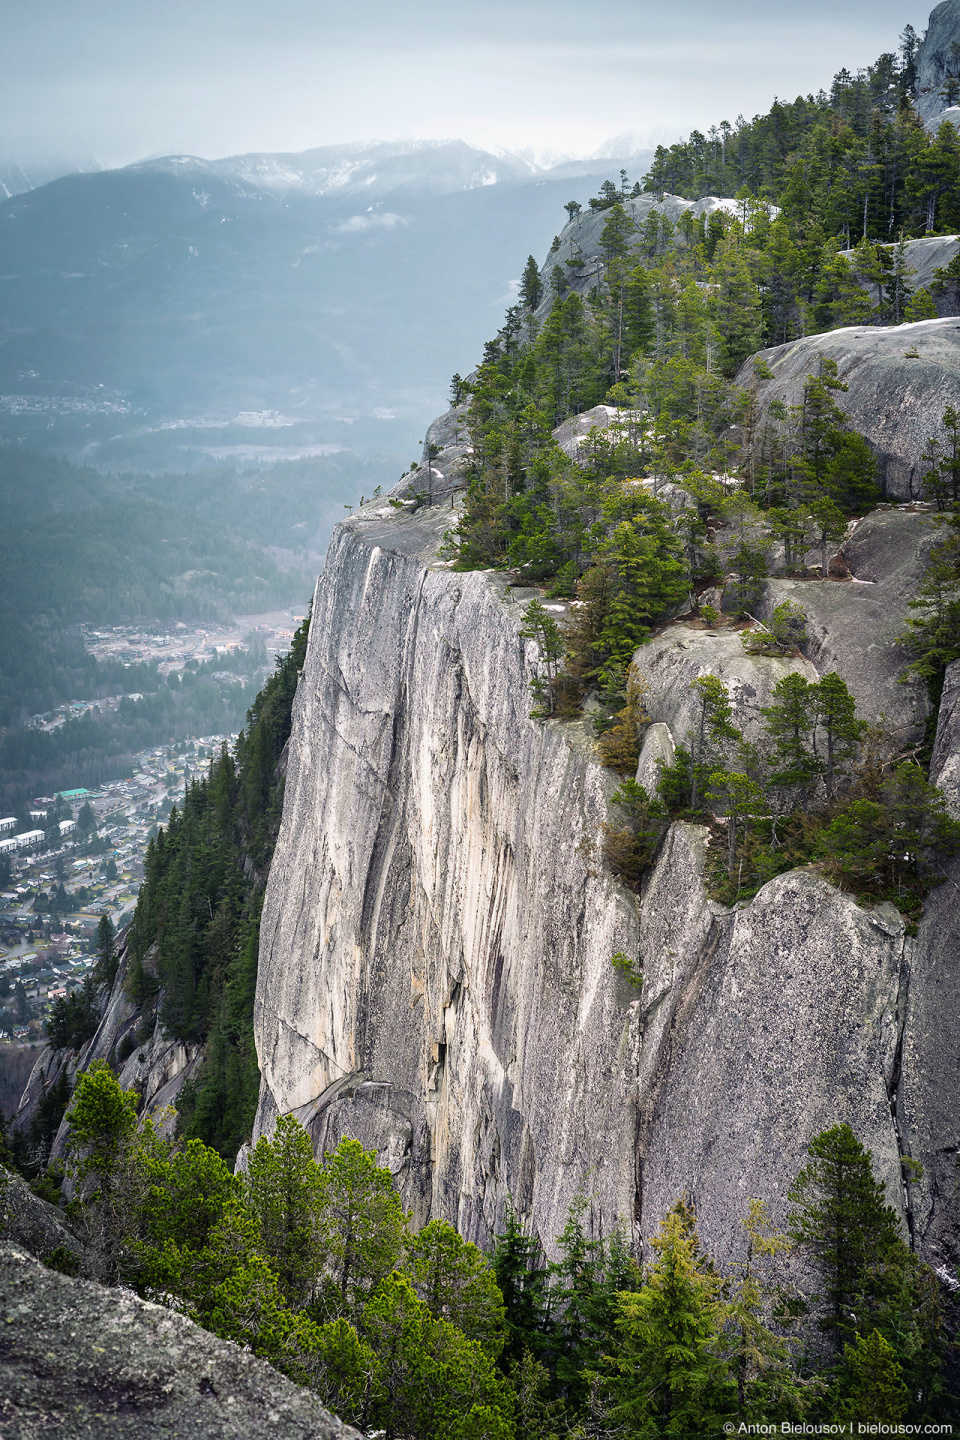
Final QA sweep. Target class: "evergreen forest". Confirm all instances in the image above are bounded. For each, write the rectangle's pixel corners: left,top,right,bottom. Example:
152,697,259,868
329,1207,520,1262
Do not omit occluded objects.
33,612,311,1163
3,1067,954,1437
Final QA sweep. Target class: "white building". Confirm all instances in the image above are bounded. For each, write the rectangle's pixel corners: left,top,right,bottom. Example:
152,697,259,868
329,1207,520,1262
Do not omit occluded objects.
58,819,77,836
12,830,44,851
0,837,16,855
0,817,16,833
29,810,46,823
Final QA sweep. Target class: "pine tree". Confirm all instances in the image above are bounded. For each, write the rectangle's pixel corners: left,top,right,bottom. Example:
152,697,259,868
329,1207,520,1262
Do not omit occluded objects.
94,913,117,989
705,770,769,878
687,676,742,811
787,1123,902,1354
405,1218,506,1356
315,1137,408,1321
492,1203,551,1368
814,672,863,798
725,1198,809,1424
762,673,820,790
245,1113,325,1306
520,255,544,313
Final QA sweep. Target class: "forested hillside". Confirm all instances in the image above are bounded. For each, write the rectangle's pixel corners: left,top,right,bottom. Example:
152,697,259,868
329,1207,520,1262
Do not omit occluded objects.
645,28,958,241
120,611,311,1158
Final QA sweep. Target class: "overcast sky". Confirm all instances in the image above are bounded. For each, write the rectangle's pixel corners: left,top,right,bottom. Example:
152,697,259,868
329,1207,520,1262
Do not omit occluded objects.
2,0,933,169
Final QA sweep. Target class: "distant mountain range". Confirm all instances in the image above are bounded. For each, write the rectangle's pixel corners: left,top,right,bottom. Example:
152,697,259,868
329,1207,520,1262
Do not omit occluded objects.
0,139,651,470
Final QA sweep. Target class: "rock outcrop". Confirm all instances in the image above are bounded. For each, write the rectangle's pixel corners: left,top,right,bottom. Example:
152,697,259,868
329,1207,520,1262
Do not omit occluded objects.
0,1165,82,1265
917,0,960,125
537,192,743,307
14,946,203,1170
760,507,935,743
253,494,959,1272
735,317,960,500
0,1245,361,1440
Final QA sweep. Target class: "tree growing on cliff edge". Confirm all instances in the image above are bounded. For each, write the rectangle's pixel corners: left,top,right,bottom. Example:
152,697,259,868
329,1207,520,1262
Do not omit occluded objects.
520,600,564,718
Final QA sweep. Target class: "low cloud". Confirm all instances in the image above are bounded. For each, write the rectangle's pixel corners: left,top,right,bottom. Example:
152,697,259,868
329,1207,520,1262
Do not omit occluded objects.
333,211,407,234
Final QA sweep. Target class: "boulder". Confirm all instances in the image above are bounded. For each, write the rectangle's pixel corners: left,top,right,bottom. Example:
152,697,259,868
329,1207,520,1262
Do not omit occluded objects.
0,1245,362,1440
629,623,820,748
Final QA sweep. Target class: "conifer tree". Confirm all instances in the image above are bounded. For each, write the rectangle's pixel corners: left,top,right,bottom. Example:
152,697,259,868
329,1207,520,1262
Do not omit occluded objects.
405,1218,506,1356
492,1204,551,1368
688,676,742,811
603,1206,734,1436
787,1123,901,1355
520,255,544,313
315,1137,408,1321
725,1198,809,1424
246,1113,325,1306
762,673,820,789
814,672,863,798
94,913,117,989
839,1328,908,1423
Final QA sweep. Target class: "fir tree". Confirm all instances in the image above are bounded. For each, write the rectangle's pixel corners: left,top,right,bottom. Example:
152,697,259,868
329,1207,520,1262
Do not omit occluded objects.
602,1205,734,1437
788,1123,902,1355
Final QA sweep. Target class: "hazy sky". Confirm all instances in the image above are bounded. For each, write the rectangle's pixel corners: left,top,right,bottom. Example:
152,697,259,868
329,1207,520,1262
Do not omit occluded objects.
2,0,932,168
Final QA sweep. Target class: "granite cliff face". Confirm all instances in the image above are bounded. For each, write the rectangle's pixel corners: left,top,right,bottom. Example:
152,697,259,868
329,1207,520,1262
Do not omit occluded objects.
254,489,960,1273
917,0,960,125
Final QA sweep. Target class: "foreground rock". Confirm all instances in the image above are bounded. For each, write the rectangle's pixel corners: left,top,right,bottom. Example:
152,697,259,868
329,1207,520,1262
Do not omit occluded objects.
736,317,960,500
0,1245,361,1440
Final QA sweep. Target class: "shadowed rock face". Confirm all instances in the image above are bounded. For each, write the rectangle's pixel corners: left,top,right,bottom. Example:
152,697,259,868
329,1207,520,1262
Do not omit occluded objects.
917,0,960,125
736,318,960,501
0,1245,361,1440
254,497,959,1271
14,942,203,1175
758,507,935,745
0,1165,82,1265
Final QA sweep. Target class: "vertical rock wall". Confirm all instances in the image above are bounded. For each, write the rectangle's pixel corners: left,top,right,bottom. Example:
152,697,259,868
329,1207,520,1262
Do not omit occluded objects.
255,504,958,1267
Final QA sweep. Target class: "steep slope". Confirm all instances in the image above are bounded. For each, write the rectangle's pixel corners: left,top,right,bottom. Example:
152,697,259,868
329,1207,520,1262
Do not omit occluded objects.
253,490,959,1272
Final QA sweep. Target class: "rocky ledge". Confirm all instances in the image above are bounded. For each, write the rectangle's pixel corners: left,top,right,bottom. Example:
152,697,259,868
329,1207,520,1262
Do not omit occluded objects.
0,1245,362,1440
